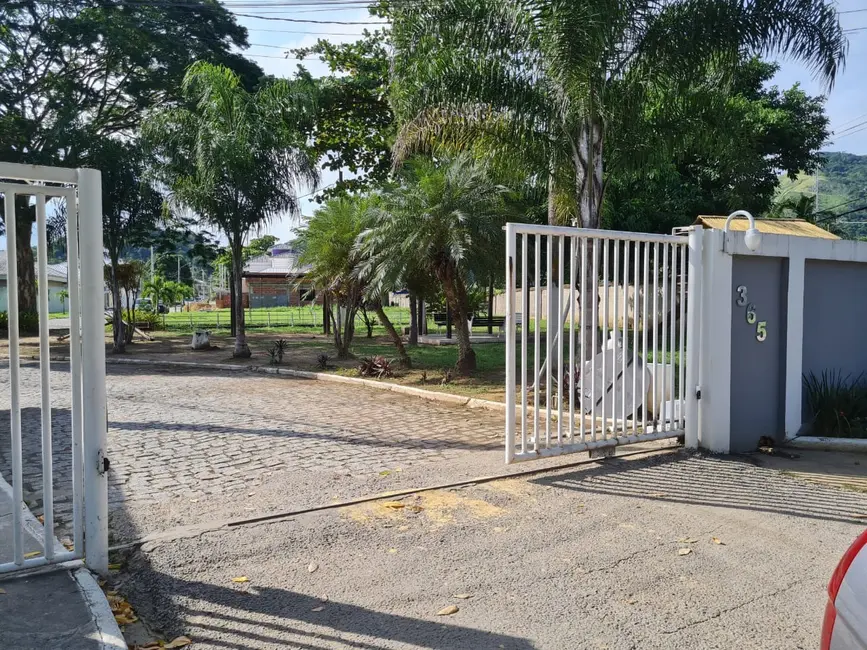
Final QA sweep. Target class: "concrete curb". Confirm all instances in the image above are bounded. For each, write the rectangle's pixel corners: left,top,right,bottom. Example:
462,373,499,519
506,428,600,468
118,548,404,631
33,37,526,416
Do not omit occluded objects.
36,354,508,411
0,475,125,650
787,436,867,453
72,569,127,650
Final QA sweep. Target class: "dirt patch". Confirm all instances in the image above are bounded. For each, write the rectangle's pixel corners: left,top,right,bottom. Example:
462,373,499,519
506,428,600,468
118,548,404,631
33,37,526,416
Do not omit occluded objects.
344,489,507,528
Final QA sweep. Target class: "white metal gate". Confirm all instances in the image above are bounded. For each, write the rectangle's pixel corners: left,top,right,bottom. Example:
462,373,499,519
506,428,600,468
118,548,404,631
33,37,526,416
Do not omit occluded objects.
504,223,702,463
1,163,108,574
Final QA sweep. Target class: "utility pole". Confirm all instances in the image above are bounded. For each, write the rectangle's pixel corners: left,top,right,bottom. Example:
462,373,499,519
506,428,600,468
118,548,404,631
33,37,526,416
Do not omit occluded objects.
815,166,820,214
177,255,181,283
150,246,155,279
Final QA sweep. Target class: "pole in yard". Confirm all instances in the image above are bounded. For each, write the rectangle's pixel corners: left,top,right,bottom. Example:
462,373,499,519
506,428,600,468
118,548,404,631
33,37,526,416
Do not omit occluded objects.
684,226,703,449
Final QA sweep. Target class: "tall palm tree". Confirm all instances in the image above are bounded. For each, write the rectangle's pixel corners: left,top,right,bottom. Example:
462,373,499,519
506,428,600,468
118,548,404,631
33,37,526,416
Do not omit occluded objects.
391,0,847,356
359,155,510,375
145,62,319,357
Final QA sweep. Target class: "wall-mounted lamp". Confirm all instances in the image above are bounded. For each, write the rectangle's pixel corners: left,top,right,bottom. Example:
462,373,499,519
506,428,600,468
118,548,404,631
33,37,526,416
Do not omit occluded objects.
724,210,762,252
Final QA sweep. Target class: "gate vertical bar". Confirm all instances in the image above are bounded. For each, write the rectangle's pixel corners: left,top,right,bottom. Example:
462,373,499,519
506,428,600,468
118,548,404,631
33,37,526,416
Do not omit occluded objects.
66,191,84,555
590,239,599,441
669,245,677,430
78,168,108,575
684,228,703,448
601,241,609,436
520,234,528,454
632,242,639,434
557,235,564,444
545,235,552,447
660,245,669,431
35,195,55,559
568,237,576,442
505,224,517,463
641,243,649,433
622,242,629,432
652,243,660,429
612,243,619,431
533,236,541,452
4,191,24,566
579,238,587,443
678,244,687,429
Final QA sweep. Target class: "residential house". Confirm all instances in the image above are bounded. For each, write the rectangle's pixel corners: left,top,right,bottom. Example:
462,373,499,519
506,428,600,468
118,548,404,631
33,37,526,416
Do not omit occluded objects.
0,251,68,313
241,242,320,308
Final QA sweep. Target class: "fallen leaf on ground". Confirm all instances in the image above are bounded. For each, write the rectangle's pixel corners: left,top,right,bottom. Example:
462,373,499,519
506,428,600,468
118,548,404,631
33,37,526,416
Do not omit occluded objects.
164,636,193,648
37,515,44,523
407,505,424,514
114,613,138,625
678,537,698,544
108,563,122,570
388,548,397,554
453,594,472,599
398,525,410,532
711,537,725,545
231,576,249,583
308,562,319,573
436,605,460,616
677,548,692,556
24,551,41,559
625,598,638,605
382,501,405,509
851,514,867,519
311,606,325,612
379,470,391,477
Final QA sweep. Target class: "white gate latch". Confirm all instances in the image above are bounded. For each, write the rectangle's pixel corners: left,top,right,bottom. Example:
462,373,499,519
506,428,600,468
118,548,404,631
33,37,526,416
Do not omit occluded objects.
97,449,110,475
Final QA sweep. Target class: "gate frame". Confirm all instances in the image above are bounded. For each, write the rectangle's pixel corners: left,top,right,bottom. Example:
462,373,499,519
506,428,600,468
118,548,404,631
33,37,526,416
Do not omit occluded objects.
1,162,108,575
504,222,703,463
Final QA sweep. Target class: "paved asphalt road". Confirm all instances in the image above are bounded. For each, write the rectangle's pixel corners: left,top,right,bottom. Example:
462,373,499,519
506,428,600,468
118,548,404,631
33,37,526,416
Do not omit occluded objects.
2,363,865,649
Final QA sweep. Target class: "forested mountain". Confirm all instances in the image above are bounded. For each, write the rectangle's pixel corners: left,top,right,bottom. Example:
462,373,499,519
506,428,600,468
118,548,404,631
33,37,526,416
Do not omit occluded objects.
775,151,867,238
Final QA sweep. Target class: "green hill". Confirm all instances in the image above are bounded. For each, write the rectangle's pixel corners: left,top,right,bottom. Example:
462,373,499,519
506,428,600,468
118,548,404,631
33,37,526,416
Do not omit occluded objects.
774,152,867,238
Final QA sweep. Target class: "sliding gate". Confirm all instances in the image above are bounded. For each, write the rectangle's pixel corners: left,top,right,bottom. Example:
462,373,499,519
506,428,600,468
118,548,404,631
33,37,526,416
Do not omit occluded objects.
504,223,702,463
0,163,108,574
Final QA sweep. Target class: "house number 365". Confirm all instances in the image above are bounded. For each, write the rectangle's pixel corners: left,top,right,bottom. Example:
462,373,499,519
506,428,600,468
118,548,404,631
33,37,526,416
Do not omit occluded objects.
735,285,768,342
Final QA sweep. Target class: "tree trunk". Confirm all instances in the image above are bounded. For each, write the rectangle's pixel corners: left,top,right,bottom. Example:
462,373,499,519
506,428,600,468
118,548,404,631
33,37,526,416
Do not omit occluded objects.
487,277,494,335
408,292,418,346
231,238,251,358
110,255,125,353
229,271,237,336
375,302,411,368
15,197,37,316
439,266,476,375
573,115,604,360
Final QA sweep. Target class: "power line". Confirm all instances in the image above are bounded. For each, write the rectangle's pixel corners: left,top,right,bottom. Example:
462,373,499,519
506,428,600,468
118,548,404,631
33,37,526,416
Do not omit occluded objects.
246,27,368,35
235,12,384,24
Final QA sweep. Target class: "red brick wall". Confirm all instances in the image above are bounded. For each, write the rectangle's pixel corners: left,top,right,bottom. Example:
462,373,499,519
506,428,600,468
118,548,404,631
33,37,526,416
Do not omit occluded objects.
245,276,323,306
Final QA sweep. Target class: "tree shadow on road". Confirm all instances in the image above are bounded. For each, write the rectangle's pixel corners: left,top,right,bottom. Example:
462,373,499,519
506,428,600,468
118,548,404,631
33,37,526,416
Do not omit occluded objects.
530,450,867,526
120,556,535,650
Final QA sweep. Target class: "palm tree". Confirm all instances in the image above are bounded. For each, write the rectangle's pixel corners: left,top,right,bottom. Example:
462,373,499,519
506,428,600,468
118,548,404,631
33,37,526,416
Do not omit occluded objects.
391,0,847,356
145,62,319,357
142,276,170,314
359,155,510,375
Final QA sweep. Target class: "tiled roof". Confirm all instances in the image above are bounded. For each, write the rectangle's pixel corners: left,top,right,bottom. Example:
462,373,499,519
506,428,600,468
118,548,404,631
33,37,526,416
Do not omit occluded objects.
0,251,68,281
695,216,840,240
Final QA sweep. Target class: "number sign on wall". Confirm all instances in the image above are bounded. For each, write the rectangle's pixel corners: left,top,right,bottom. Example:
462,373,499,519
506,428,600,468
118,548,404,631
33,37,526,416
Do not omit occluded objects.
735,285,768,342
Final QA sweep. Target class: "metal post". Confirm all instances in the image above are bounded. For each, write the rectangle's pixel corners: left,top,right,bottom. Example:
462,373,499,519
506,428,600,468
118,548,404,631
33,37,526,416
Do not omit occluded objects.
78,168,109,575
4,191,24,566
505,223,517,463
684,227,703,449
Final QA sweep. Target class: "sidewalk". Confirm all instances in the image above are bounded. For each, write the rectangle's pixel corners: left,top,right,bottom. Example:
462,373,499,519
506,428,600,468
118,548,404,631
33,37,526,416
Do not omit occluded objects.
0,477,125,650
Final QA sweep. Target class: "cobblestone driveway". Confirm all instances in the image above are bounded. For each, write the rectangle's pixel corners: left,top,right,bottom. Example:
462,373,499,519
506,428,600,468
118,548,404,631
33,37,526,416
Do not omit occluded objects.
0,363,502,540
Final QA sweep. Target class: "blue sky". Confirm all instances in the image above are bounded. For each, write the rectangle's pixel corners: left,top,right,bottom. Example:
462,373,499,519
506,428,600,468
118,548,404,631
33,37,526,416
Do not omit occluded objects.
233,3,867,242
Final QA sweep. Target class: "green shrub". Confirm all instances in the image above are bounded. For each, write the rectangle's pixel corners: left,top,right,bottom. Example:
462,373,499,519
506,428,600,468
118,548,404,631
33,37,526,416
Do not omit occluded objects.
0,311,40,335
803,370,867,438
137,311,163,330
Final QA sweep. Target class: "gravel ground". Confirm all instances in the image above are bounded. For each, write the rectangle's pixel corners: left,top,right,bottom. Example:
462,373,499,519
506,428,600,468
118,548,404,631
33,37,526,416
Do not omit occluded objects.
4,362,865,648
116,450,867,650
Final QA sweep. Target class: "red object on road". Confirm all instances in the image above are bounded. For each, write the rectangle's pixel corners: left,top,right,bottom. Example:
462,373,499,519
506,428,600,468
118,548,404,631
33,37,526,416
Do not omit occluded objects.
823,528,867,650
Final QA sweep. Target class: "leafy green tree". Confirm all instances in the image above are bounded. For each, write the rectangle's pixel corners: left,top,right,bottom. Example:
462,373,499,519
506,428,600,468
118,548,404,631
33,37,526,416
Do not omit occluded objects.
142,276,171,314
359,155,510,375
145,62,319,358
294,28,393,200
0,0,262,315
391,0,846,355
57,289,69,313
298,195,408,364
91,138,164,353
